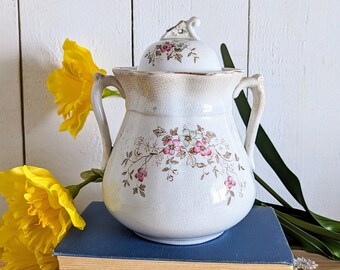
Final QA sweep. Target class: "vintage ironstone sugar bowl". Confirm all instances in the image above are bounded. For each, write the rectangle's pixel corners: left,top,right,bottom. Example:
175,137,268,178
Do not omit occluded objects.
91,17,265,245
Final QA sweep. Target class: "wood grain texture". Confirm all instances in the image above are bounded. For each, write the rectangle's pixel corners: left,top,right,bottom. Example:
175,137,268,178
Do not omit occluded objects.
249,0,340,219
0,0,339,222
293,250,340,270
19,0,130,212
0,0,22,213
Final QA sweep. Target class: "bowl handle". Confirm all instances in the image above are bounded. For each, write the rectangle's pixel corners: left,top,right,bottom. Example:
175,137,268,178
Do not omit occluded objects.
91,73,125,169
233,74,265,170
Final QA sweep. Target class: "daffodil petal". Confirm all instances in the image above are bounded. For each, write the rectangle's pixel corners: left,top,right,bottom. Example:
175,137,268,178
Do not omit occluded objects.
46,38,106,138
0,165,86,269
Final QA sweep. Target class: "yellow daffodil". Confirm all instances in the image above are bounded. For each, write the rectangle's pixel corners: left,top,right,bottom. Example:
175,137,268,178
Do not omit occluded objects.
46,39,106,138
0,221,54,270
0,166,85,270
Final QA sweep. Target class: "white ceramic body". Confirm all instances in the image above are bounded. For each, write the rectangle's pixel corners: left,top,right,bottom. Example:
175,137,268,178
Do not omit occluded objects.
92,68,265,245
138,40,221,73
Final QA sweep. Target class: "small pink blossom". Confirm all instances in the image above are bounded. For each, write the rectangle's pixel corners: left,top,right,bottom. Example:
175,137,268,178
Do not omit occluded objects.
163,139,180,156
193,140,212,156
160,42,173,52
135,167,147,182
224,176,236,189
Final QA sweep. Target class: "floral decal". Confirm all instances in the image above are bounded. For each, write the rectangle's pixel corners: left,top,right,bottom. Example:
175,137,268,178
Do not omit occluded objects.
121,125,246,205
163,139,180,155
224,175,237,205
135,167,147,182
178,128,197,147
145,41,199,66
193,140,212,156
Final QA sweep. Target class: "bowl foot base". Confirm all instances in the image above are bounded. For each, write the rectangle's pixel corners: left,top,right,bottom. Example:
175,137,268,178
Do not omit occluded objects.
134,231,223,245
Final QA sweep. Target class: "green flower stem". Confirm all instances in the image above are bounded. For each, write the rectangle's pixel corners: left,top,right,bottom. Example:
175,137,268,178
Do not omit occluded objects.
66,177,101,199
77,177,95,189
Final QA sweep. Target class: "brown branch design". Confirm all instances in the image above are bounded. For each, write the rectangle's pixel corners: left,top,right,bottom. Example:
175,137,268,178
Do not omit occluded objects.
121,125,246,203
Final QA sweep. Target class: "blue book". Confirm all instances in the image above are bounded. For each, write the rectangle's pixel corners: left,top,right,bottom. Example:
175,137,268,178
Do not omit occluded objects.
54,202,293,270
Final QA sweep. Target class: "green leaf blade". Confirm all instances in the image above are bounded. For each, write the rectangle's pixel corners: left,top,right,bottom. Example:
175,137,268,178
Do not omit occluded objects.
319,238,340,258
254,173,292,208
278,215,336,259
221,43,309,210
102,88,121,98
276,210,340,241
310,211,340,233
220,43,235,68
220,42,340,260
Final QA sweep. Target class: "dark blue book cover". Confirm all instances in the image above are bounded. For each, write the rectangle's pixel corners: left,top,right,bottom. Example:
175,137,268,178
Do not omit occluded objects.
54,202,293,267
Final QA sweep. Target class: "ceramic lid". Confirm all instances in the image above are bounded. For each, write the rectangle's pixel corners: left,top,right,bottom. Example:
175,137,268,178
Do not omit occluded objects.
138,17,221,73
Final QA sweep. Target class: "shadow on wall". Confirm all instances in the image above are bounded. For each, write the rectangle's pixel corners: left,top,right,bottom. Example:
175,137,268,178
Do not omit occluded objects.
0,56,24,171
22,47,58,132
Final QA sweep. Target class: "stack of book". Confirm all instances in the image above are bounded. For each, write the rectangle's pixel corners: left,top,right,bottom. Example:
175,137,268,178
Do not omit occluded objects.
54,202,294,269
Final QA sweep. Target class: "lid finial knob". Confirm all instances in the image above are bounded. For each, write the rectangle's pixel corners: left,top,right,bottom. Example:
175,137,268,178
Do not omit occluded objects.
161,17,201,40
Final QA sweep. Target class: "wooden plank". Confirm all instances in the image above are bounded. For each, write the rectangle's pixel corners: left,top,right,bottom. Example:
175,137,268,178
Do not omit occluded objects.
249,0,340,219
19,0,130,212
293,250,340,270
0,0,22,214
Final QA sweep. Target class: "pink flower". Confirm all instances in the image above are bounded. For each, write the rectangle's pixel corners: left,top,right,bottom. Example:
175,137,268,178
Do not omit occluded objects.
193,140,212,156
224,176,236,189
160,42,173,53
135,167,147,182
163,139,180,155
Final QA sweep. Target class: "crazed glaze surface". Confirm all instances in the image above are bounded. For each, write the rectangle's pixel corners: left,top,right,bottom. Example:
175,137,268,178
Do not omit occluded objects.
138,17,221,73
139,40,221,73
91,68,265,244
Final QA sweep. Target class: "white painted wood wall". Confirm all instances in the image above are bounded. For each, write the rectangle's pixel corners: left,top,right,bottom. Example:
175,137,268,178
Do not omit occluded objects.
0,0,339,219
